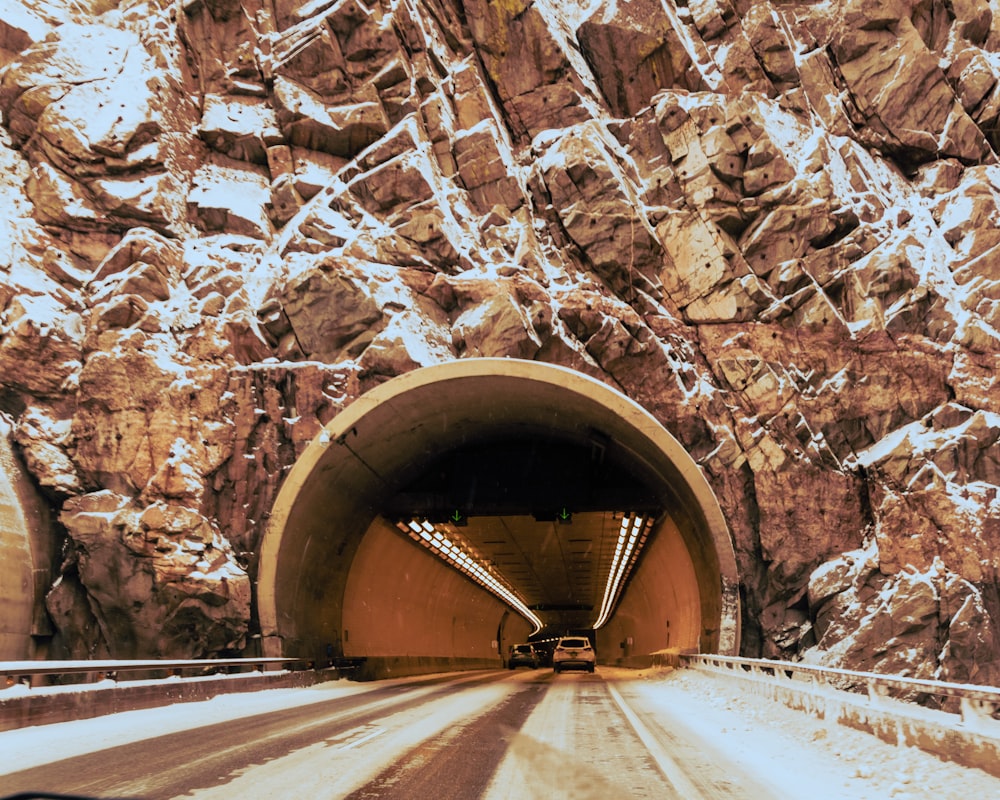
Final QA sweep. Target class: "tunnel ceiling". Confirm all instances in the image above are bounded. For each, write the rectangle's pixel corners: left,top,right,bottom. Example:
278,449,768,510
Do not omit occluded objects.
382,435,663,519
382,434,664,629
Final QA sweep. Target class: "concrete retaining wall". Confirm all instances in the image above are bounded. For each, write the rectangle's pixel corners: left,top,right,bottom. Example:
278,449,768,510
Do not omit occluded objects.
0,669,340,732
354,656,500,681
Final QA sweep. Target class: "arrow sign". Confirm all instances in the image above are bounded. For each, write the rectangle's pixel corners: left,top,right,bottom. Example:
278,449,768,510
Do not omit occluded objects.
558,508,572,524
559,508,570,520
452,510,463,523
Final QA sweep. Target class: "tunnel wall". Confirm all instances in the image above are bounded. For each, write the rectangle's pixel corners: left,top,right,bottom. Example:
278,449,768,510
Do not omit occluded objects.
259,359,740,669
595,515,702,667
342,517,530,678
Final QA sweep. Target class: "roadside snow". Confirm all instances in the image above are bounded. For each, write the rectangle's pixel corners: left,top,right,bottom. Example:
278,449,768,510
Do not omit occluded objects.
0,677,385,775
616,667,1000,799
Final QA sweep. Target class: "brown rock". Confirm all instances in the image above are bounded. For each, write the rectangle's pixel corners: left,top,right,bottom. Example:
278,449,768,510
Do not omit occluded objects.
57,492,250,658
833,12,991,163
274,263,384,361
943,588,1000,684
462,0,591,139
541,124,663,300
688,0,734,41
273,76,389,157
348,152,435,214
453,293,542,359
92,227,183,282
577,0,700,118
92,294,150,332
453,122,522,213
743,3,798,86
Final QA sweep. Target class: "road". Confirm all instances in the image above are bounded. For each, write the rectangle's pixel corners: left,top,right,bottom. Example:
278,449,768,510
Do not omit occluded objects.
4,668,999,799
2,668,772,799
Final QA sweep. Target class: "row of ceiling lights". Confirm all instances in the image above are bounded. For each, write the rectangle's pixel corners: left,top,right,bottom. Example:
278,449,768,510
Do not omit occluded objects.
397,512,650,633
593,513,649,629
397,519,544,633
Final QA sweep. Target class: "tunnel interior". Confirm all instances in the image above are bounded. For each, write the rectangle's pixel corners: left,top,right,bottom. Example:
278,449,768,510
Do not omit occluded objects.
382,433,664,636
258,360,739,676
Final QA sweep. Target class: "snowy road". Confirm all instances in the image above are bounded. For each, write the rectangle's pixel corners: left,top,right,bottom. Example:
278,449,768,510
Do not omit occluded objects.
3,667,1000,799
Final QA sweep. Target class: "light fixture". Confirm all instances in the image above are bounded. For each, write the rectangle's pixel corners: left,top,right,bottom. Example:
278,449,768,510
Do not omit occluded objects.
395,518,543,634
592,513,649,629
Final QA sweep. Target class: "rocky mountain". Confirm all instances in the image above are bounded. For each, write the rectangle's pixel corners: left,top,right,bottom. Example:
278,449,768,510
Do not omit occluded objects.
0,0,998,682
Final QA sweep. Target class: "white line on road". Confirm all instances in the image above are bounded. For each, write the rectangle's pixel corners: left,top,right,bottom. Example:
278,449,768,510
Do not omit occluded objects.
338,727,385,750
606,681,705,799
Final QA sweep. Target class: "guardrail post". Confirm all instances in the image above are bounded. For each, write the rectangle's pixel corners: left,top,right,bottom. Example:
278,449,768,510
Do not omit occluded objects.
867,679,890,706
959,696,1000,734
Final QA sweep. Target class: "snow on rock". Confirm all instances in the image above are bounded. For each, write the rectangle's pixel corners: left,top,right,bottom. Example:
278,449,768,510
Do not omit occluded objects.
1,18,199,235
0,0,998,674
188,159,275,239
804,541,1000,685
199,94,282,164
13,406,82,495
55,490,250,659
0,292,83,396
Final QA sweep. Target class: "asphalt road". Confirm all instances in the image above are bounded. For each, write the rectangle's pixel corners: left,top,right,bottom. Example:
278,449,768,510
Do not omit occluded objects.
1,669,781,799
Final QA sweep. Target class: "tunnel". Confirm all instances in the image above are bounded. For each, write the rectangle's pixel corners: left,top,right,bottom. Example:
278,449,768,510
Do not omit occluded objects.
257,359,740,677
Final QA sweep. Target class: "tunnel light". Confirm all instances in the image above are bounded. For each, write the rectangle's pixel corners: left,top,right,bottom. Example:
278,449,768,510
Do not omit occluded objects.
394,518,543,634
592,514,649,629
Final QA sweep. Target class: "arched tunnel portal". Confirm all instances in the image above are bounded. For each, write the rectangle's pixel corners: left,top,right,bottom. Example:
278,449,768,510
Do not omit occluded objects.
258,359,739,676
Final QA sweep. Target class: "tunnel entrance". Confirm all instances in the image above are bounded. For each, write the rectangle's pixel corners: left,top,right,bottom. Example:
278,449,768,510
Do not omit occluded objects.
258,359,739,673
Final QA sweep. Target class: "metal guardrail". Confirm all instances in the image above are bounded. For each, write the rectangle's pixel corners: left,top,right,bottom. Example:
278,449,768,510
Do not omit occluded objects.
681,653,1000,729
2,658,309,687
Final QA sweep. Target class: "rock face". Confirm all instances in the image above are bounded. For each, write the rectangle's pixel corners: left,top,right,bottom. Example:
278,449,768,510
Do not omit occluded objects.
0,0,998,676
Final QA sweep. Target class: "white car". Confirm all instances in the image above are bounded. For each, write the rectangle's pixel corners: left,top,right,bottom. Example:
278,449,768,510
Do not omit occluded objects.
552,636,596,673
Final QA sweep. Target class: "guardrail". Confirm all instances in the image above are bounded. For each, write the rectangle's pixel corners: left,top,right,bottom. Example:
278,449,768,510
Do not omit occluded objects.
2,657,309,688
680,653,1000,728
680,652,1000,776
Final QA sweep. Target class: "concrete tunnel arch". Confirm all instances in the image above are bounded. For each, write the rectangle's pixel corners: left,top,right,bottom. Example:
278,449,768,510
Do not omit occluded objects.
257,359,740,673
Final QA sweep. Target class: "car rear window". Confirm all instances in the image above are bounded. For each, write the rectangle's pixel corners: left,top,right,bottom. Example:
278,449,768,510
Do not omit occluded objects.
513,645,531,653
560,638,588,648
